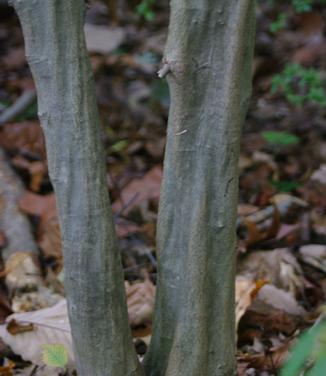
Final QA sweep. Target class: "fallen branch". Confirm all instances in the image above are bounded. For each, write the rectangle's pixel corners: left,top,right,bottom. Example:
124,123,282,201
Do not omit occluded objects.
0,90,36,127
0,149,60,311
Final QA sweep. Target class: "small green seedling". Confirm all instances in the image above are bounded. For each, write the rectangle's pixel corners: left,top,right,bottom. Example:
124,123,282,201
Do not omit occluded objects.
271,64,326,107
262,131,300,146
42,344,68,369
292,0,314,12
270,13,287,33
268,0,325,33
136,0,155,21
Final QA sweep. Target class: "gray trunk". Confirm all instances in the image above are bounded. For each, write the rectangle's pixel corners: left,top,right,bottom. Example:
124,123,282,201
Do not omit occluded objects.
10,0,256,374
9,1,142,375
143,1,255,375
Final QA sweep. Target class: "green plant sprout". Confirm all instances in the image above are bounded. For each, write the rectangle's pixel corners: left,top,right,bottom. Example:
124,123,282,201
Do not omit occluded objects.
269,0,326,32
292,0,314,12
271,64,326,107
261,131,301,146
136,0,155,21
42,344,68,369
270,12,287,33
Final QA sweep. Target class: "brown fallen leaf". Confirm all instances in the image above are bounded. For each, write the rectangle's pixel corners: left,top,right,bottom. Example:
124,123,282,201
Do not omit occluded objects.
238,340,292,372
299,244,326,273
10,156,47,193
84,24,125,54
236,277,267,330
0,122,46,159
240,204,280,247
253,284,306,317
0,288,12,324
19,193,62,272
237,248,305,297
125,279,156,327
239,310,299,342
2,47,26,69
0,300,74,367
0,279,156,367
237,361,249,376
115,217,141,238
112,166,162,215
38,219,62,272
19,193,57,233
0,359,15,376
3,252,43,294
0,232,7,249
6,320,33,336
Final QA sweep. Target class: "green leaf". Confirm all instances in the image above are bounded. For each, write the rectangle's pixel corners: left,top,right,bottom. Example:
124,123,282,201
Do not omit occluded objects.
306,356,326,376
270,63,326,108
270,13,287,33
271,180,300,192
262,131,300,146
281,321,326,376
281,325,320,376
42,344,68,368
136,0,156,21
111,140,128,152
292,0,313,12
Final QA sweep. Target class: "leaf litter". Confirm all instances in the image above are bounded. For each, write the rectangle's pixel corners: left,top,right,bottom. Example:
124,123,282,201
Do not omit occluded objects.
0,0,325,374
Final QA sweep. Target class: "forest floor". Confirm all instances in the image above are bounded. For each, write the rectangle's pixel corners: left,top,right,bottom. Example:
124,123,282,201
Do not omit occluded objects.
0,1,325,375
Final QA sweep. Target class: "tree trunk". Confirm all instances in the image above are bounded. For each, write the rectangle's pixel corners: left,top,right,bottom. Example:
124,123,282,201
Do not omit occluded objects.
143,1,256,375
9,1,142,375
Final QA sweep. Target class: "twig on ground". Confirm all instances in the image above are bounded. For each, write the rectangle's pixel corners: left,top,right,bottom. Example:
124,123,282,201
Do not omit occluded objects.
0,90,36,127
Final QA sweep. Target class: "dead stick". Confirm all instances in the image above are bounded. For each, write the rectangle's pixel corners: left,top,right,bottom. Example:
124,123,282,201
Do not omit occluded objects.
0,90,36,127
0,149,41,293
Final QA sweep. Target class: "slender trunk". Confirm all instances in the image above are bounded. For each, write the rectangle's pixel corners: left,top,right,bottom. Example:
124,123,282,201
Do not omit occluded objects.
144,1,256,375
9,1,142,375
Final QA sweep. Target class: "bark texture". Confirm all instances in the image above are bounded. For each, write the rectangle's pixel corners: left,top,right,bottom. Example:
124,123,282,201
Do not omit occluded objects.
144,1,256,375
9,1,142,375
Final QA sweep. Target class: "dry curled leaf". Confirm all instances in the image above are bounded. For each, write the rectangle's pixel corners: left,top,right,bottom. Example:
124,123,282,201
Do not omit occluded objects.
0,359,15,376
126,279,156,327
0,300,74,367
237,248,305,297
0,280,156,367
19,193,62,272
235,277,266,329
4,252,42,293
0,122,45,159
112,166,162,215
238,340,292,372
253,284,306,317
6,319,33,335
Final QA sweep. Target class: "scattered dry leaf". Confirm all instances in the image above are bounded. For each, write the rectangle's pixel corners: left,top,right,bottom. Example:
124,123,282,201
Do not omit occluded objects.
253,284,306,317
238,340,292,372
237,248,304,296
84,24,125,54
4,252,42,293
299,244,326,273
0,122,45,159
6,320,33,335
126,279,156,327
0,359,15,376
0,300,74,367
112,166,162,215
236,277,262,329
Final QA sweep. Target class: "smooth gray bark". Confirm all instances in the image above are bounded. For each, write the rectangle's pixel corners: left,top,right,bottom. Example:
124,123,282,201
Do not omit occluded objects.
11,0,255,374
144,1,256,375
9,1,142,375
